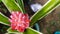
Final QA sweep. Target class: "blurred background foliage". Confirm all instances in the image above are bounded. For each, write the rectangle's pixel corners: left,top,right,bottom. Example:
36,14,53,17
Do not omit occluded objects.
0,0,60,34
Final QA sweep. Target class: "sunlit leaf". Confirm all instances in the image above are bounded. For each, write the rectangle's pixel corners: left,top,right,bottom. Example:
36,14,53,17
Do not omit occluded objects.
30,0,60,27
2,0,23,12
23,27,43,34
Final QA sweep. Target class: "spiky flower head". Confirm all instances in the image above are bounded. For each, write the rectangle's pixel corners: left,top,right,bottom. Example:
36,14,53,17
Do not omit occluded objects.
9,11,30,32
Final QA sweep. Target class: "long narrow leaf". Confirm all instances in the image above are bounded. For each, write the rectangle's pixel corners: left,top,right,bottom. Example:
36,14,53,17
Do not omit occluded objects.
30,0,60,27
0,12,10,26
16,0,25,13
23,27,43,34
1,0,23,12
7,27,43,34
17,0,24,9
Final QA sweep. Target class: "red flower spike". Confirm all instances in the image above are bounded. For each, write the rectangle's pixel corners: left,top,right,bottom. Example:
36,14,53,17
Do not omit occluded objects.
9,11,30,32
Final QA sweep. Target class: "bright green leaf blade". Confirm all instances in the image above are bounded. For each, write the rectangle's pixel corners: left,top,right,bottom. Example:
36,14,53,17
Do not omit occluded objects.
16,0,25,13
7,27,43,34
1,0,23,12
23,27,43,34
0,12,10,26
30,0,60,27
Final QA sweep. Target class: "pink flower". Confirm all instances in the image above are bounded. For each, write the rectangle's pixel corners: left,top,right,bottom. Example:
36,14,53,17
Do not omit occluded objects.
9,11,30,32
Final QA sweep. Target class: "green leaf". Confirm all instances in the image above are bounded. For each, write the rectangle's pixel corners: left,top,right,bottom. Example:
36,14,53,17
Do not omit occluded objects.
30,0,60,27
16,0,24,10
16,0,26,13
0,12,10,26
1,0,23,12
23,27,43,34
7,27,43,34
7,28,23,34
7,28,18,33
5,31,23,34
